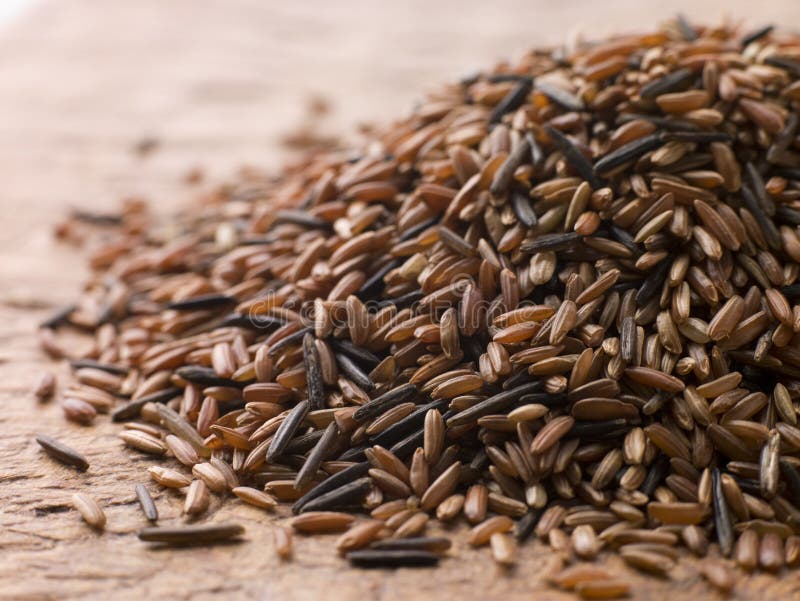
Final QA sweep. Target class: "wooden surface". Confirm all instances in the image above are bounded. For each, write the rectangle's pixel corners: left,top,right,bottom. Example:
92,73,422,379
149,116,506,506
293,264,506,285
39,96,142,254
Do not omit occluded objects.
4,2,800,599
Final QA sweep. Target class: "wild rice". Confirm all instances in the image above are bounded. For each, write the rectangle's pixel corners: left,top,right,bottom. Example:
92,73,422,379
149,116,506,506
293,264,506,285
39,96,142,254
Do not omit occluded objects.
184,480,210,516
135,484,159,522
294,421,339,490
39,18,800,586
148,466,192,489
734,529,759,571
62,397,97,425
336,519,385,553
346,549,439,568
192,462,228,493
468,516,514,546
435,493,464,521
419,461,461,511
274,525,293,559
371,536,451,553
35,434,89,471
138,523,245,545
712,468,735,557
620,547,674,576
33,372,56,401
698,559,736,593
352,383,417,421
232,486,278,509
489,532,516,565
165,435,201,467
760,532,785,571
290,511,356,533
266,400,310,462
119,430,168,456
298,477,372,513
72,492,106,529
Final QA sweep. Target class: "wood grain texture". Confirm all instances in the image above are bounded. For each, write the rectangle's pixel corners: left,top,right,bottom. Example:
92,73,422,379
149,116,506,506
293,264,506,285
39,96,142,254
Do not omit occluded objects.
3,1,800,599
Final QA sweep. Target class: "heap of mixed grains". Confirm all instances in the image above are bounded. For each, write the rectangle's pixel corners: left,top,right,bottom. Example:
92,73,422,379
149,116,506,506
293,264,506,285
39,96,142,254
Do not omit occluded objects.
36,17,800,597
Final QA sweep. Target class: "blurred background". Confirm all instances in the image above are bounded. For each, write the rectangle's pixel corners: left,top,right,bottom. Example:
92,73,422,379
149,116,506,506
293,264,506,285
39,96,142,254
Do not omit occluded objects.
1,0,800,295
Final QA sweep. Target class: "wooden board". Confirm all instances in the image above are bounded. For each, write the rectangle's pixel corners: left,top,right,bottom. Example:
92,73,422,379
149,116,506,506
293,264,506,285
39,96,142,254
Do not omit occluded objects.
3,1,800,599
